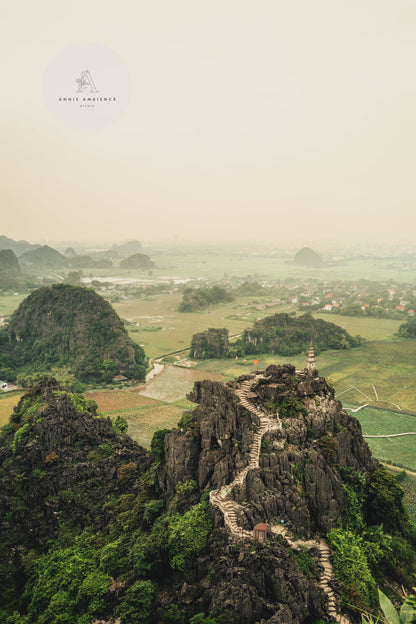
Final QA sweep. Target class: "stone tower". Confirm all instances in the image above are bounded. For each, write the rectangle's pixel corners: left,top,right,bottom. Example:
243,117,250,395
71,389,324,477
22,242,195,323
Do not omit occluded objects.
306,341,316,373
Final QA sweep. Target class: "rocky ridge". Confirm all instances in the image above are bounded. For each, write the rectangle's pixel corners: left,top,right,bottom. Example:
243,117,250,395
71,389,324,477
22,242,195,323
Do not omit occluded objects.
160,362,377,622
209,372,350,624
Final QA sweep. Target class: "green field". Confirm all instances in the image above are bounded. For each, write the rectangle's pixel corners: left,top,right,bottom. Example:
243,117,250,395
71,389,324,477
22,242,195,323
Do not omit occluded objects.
0,294,27,317
115,292,403,360
351,406,416,472
318,340,416,412
105,400,188,449
0,391,23,427
145,250,416,283
115,293,295,359
312,313,402,342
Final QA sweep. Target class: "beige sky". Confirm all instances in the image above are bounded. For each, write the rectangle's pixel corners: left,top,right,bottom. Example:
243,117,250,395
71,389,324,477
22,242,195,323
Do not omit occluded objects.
1,1,415,245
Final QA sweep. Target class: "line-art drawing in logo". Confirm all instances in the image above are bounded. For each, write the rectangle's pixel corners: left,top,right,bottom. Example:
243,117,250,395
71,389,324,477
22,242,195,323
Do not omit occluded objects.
44,43,130,130
76,70,99,93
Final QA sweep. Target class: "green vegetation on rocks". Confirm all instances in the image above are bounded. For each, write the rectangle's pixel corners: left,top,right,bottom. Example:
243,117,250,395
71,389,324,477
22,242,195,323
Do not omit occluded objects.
0,371,415,624
235,312,359,357
178,285,234,312
0,284,147,384
120,253,155,270
191,328,229,359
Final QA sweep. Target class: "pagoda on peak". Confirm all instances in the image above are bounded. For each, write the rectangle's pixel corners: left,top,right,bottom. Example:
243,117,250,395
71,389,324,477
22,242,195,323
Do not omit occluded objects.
306,341,316,372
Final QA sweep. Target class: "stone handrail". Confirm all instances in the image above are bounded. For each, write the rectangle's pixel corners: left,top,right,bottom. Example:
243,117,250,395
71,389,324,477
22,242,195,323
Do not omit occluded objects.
209,373,351,624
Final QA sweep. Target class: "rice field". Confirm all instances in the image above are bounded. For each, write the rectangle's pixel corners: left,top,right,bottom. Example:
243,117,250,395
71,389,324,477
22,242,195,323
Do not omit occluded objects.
0,391,23,427
87,389,158,412
352,406,416,472
116,293,287,359
104,402,188,449
318,341,416,412
140,366,224,402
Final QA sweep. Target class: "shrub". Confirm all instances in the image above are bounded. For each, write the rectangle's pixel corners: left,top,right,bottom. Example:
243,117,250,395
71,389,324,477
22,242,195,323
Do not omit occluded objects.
327,528,376,610
26,535,110,624
177,411,194,429
318,435,337,465
113,415,128,434
175,480,198,495
44,451,60,464
143,499,164,525
365,468,407,533
150,429,171,463
99,536,129,577
117,462,137,480
278,397,307,419
115,580,156,624
11,423,30,453
168,501,212,571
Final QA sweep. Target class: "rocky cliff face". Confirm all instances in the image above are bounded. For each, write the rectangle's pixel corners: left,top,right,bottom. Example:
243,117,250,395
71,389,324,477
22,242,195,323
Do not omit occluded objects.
159,380,255,496
0,378,152,550
1,370,413,624
158,364,379,623
162,364,374,538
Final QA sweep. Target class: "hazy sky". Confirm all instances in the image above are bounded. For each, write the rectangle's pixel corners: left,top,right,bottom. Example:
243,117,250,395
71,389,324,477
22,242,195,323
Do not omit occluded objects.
1,1,416,245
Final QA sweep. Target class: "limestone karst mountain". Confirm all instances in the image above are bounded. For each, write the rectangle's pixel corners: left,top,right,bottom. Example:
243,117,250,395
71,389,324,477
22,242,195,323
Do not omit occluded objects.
0,367,414,624
294,247,323,267
119,252,155,270
0,235,38,256
0,284,147,383
0,249,21,289
19,244,67,268
108,239,143,258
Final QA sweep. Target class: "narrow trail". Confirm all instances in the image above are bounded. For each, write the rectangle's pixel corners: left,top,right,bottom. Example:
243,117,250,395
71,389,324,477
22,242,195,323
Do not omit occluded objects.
363,432,416,438
209,372,351,624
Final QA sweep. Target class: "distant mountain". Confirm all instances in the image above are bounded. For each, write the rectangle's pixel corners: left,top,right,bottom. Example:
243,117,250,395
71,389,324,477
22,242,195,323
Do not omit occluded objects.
294,247,323,267
69,255,113,269
0,249,21,289
0,284,147,383
120,252,155,270
64,247,77,257
0,249,20,274
109,239,142,258
0,235,38,256
19,245,67,268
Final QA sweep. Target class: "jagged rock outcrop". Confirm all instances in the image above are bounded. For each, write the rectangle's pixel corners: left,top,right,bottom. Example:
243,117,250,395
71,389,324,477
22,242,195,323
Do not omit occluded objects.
1,371,414,624
0,378,152,549
183,532,327,624
162,365,374,539
191,327,229,359
159,380,255,495
158,364,378,623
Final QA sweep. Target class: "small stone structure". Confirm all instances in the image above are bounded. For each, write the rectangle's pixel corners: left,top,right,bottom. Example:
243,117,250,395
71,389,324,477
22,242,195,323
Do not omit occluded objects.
253,523,268,543
306,341,316,372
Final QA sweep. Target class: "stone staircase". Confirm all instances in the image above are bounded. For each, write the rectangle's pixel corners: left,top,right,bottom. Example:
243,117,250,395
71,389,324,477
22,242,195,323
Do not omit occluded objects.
209,373,351,624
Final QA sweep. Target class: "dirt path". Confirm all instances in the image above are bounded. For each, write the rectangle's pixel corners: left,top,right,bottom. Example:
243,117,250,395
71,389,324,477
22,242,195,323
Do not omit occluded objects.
381,462,416,479
209,372,351,624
